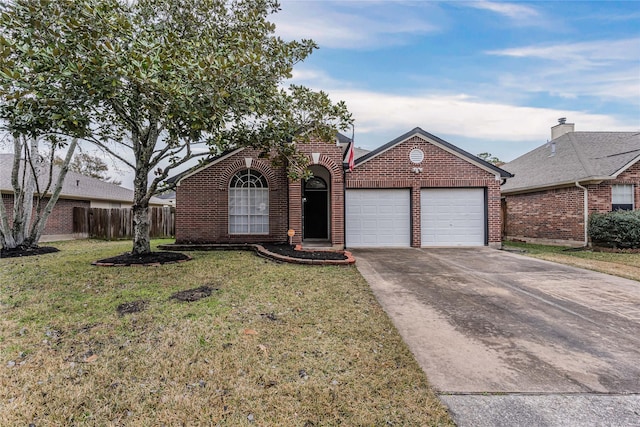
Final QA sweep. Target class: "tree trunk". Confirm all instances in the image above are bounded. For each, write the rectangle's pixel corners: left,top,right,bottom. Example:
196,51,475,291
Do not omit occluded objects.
131,203,151,255
0,136,78,250
130,121,159,256
131,145,152,255
26,138,78,246
0,136,37,249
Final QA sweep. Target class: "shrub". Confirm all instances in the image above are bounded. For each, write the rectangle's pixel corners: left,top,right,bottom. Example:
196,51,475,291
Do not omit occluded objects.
588,210,640,249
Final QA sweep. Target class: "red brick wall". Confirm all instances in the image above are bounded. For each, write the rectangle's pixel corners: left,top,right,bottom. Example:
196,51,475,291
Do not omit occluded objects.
346,136,503,247
588,161,640,213
175,148,290,244
1,194,89,236
504,187,585,242
175,140,346,245
289,140,345,246
175,136,504,247
504,160,640,244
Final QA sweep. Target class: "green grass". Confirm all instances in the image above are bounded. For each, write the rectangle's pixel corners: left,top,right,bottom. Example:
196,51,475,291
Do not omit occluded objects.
1,239,453,426
504,241,640,281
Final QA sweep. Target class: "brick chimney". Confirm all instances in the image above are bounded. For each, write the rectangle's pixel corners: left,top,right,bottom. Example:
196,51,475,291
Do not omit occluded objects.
551,117,575,140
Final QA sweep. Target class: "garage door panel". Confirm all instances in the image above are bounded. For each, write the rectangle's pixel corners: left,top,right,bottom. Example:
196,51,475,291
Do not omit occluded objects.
421,188,485,246
346,189,410,247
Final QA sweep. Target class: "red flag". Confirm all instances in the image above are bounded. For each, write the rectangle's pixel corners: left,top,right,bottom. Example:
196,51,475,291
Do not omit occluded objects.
346,141,355,172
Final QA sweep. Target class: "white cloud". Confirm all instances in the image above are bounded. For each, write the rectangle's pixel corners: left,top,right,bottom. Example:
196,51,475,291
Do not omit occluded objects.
487,38,639,66
465,1,539,20
325,88,637,162
328,89,633,142
272,1,440,49
486,38,640,102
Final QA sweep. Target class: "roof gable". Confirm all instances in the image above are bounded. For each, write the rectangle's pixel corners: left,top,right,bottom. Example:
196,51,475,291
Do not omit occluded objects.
502,131,640,193
168,148,245,186
355,127,512,178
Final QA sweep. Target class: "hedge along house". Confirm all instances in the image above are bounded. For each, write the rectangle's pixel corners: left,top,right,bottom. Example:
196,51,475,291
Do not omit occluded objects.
501,120,640,246
171,127,512,248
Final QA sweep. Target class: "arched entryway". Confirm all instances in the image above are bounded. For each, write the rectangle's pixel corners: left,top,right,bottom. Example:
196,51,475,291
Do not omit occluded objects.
302,166,330,240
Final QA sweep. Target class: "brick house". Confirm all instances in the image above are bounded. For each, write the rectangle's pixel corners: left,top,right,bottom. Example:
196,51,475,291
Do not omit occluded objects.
0,153,166,242
502,120,640,246
172,127,511,248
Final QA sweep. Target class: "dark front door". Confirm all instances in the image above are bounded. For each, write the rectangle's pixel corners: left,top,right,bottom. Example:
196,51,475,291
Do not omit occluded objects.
303,177,328,239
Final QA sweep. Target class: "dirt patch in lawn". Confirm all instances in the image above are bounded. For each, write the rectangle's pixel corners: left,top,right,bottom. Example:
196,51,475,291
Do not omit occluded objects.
262,244,346,260
92,251,191,266
116,299,147,315
170,285,217,302
1,246,59,258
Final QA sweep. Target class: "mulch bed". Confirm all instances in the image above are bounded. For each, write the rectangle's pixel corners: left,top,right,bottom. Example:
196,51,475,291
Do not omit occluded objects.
261,243,347,261
1,246,60,258
93,251,192,266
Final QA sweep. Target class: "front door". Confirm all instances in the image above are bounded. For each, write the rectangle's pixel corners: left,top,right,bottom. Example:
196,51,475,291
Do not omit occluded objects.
303,177,328,239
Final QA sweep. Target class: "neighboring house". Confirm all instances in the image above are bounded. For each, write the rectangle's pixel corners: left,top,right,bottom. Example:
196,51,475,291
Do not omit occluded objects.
501,120,640,246
0,153,166,241
171,127,511,249
155,191,176,207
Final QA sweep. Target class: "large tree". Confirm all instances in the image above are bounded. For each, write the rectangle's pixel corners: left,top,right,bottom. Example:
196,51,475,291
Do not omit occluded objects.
3,0,352,255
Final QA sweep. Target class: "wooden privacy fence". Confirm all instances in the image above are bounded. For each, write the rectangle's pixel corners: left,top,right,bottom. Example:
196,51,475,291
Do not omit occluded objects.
73,207,175,240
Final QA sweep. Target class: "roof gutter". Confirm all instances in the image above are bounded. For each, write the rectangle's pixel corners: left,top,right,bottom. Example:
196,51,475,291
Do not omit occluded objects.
503,177,608,196
575,182,589,246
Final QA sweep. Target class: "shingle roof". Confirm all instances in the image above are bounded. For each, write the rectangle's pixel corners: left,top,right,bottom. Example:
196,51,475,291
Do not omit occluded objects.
355,127,513,178
0,153,165,205
336,132,370,161
501,132,640,193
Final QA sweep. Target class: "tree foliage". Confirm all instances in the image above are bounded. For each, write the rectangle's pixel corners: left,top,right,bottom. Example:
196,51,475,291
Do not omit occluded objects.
54,152,122,185
0,0,101,249
477,152,504,166
2,0,353,255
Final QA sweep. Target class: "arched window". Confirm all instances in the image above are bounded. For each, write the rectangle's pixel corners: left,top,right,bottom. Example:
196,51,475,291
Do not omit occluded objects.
229,169,269,234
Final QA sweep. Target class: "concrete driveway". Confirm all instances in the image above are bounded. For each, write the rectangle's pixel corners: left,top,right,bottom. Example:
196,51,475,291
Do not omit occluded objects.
353,248,640,426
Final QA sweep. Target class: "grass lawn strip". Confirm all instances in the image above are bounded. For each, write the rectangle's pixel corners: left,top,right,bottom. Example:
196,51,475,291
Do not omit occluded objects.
0,239,453,426
504,242,640,282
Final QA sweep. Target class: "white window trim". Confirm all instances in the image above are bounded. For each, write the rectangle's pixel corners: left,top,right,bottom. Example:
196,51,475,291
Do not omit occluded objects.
228,169,269,235
611,184,634,210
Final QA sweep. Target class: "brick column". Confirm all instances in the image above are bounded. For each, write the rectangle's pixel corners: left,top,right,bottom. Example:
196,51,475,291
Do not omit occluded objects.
288,179,302,245
411,185,421,247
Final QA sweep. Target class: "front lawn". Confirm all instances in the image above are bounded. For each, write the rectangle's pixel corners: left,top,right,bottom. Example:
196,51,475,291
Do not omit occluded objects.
504,241,640,282
0,239,452,426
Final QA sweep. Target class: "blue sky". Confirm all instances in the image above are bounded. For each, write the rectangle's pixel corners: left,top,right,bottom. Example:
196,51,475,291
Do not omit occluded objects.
3,0,637,188
273,0,640,162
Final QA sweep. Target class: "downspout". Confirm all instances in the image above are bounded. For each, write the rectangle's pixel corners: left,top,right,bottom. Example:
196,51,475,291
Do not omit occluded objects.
343,164,347,249
575,182,588,246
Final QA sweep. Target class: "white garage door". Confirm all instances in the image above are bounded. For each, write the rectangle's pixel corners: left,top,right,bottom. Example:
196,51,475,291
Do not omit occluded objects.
421,188,485,246
346,189,411,247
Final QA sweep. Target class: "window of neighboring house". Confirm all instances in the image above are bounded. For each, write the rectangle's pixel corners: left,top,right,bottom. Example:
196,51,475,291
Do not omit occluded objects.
229,169,269,234
611,184,634,211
